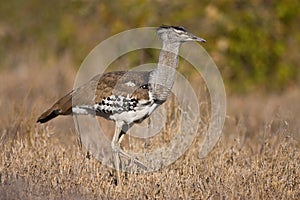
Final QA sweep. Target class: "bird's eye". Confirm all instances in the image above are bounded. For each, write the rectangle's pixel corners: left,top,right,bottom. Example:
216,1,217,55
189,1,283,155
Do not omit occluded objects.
140,84,149,89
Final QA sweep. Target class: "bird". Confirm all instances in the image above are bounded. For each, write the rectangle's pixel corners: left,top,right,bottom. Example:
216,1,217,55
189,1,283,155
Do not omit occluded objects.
37,25,206,183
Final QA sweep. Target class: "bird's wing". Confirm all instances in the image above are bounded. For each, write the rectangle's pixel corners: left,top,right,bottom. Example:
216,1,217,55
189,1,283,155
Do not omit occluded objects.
37,70,151,123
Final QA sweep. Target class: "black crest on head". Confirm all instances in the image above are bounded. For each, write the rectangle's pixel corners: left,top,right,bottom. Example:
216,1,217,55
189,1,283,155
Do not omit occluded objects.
158,25,188,32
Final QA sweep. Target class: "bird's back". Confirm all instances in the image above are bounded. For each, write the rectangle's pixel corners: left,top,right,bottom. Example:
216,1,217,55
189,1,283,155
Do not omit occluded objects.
37,70,152,123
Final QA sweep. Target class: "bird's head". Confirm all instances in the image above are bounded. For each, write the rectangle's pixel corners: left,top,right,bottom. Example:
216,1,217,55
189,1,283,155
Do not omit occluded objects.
157,25,206,43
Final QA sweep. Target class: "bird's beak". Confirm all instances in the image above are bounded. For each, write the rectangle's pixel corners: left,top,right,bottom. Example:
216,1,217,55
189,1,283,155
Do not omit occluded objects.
193,36,206,43
191,35,206,43
187,33,206,43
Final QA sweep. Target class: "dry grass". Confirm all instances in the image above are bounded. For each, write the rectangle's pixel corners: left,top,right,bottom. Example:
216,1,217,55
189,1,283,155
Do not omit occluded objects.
0,52,299,199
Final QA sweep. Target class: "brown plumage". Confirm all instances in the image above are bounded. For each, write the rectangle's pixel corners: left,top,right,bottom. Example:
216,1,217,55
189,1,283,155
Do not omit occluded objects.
37,71,151,123
37,25,206,184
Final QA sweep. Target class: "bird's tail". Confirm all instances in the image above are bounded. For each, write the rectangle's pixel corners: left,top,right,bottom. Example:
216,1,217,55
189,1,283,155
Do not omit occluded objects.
37,91,73,123
37,74,101,123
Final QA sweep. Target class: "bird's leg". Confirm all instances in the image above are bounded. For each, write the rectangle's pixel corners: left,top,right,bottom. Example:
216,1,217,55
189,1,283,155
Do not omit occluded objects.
112,126,122,184
117,132,148,170
74,114,82,149
144,118,151,148
120,125,149,170
112,124,149,186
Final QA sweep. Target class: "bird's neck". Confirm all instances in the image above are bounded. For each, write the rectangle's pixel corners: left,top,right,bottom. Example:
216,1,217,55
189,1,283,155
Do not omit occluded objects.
149,41,181,102
158,42,180,68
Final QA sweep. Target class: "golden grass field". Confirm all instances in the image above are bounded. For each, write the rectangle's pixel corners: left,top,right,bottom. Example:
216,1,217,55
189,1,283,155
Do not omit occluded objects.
0,52,299,199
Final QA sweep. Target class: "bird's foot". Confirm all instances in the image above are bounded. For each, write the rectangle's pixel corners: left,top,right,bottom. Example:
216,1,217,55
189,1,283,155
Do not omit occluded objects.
118,148,148,171
112,143,147,171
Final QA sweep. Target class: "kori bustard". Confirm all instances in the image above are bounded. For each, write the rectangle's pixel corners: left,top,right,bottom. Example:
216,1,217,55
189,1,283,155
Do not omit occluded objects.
37,25,206,182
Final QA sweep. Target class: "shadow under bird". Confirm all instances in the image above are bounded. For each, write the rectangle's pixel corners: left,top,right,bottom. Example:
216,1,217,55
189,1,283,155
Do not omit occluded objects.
37,25,206,184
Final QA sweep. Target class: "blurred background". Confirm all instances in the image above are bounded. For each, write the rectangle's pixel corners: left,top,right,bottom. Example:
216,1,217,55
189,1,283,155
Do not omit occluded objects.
1,0,299,93
0,1,299,198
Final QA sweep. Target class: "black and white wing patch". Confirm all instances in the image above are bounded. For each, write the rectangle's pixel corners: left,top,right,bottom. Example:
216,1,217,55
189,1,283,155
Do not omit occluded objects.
72,95,139,115
95,95,138,114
